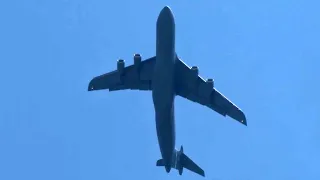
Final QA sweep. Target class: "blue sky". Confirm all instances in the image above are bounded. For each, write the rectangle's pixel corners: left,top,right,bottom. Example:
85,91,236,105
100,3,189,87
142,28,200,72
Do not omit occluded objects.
0,0,319,179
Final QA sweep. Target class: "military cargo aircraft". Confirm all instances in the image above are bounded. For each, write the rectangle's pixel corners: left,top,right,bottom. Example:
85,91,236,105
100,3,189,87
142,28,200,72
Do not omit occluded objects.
88,6,246,177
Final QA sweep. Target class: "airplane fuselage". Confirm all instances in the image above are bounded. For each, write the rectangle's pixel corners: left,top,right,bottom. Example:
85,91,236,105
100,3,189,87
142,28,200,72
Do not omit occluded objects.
152,6,176,172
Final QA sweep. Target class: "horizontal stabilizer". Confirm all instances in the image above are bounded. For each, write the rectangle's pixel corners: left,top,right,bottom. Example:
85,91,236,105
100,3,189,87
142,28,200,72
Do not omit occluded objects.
156,159,165,166
156,146,205,177
181,152,205,177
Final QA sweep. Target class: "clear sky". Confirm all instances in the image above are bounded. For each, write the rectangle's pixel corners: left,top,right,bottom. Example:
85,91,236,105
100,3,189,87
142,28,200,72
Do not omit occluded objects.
0,0,319,179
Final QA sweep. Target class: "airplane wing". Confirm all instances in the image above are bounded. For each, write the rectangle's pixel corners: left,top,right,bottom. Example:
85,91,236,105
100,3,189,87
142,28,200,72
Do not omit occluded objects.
88,55,155,92
174,58,247,125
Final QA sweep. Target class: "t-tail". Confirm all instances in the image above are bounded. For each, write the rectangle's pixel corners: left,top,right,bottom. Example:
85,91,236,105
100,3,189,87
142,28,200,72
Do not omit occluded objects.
156,146,205,177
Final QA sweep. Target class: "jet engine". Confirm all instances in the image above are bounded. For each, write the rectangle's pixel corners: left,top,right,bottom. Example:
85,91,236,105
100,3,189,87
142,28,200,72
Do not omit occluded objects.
206,78,214,89
191,66,199,76
117,59,125,73
190,66,199,89
134,53,141,66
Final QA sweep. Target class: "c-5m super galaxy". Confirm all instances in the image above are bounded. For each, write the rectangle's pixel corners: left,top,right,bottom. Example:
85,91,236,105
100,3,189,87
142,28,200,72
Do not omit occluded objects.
88,6,246,177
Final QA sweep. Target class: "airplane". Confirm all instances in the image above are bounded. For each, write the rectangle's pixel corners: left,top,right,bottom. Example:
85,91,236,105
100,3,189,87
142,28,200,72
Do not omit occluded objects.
88,6,246,177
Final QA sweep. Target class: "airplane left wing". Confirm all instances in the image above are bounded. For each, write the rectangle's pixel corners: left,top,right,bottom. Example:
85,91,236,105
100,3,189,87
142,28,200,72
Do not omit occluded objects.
174,58,247,125
88,55,155,92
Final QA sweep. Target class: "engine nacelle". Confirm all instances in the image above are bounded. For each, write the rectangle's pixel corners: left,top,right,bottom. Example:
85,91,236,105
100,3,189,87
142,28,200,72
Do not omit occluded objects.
117,59,125,73
190,66,199,89
134,53,141,66
206,78,214,89
191,66,199,76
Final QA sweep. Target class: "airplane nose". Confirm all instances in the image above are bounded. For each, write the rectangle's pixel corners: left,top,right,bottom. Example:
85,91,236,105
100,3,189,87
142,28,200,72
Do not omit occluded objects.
157,6,175,29
159,6,173,19
161,6,171,14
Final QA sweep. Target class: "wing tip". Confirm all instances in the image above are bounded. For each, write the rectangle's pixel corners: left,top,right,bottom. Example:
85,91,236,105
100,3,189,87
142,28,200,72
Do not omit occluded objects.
227,109,247,126
242,120,247,126
239,111,247,126
88,79,95,91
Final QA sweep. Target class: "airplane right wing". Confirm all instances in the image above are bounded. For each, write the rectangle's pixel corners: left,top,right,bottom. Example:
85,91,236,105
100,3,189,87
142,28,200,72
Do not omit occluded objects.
174,58,247,125
88,55,155,92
